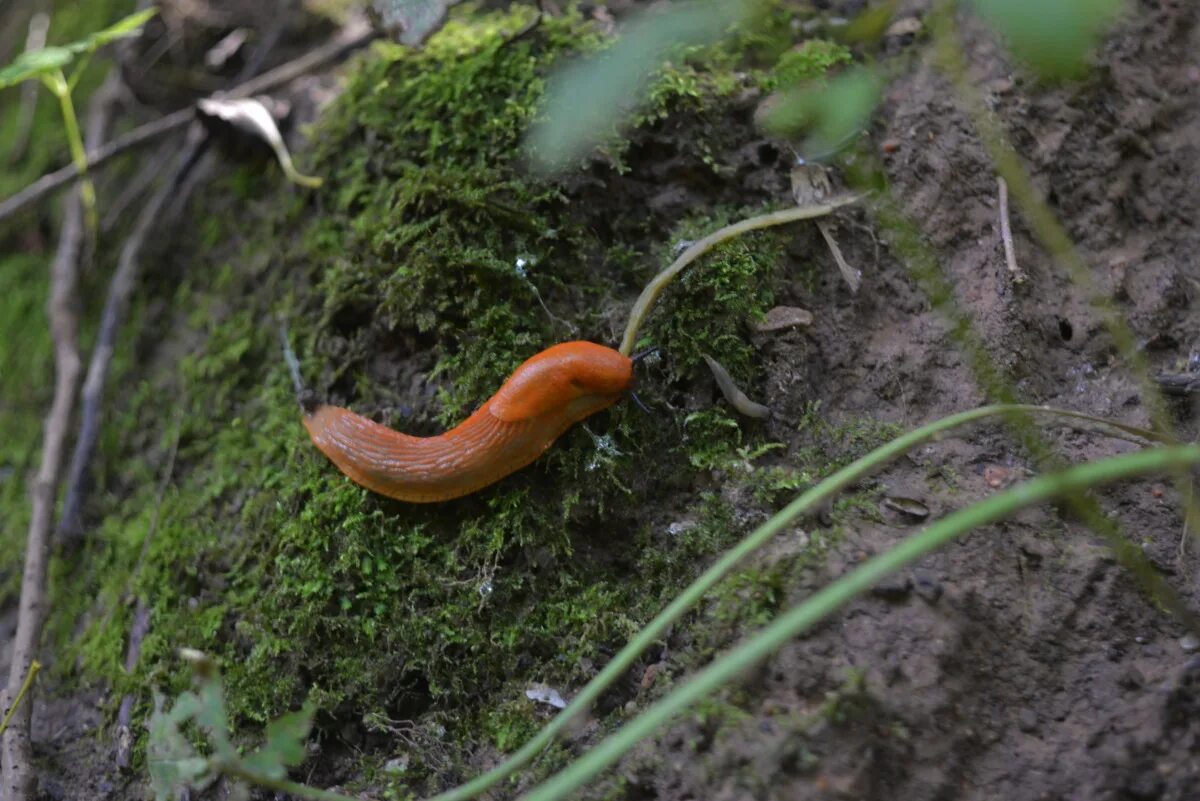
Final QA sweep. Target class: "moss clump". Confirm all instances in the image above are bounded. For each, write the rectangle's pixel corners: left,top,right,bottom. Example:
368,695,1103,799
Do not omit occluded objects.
766,39,854,91
38,2,873,794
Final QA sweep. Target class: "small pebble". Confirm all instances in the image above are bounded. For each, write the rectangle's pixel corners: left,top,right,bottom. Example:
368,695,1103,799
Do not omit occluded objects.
1181,634,1200,653
1017,708,1038,733
1117,665,1145,690
912,571,943,604
871,575,912,601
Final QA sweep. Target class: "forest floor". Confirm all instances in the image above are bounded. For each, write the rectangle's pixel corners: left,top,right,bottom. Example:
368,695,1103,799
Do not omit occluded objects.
1,1,1198,800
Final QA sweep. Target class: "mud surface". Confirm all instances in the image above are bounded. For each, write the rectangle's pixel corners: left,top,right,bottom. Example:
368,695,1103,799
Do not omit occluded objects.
611,2,1200,800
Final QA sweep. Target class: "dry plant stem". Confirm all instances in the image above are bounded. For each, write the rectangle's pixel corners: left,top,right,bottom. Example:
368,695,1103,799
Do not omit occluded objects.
0,21,377,224
61,0,277,535
816,218,860,291
0,74,120,801
58,127,208,543
930,2,1200,547
618,195,860,355
996,176,1023,282
114,604,150,770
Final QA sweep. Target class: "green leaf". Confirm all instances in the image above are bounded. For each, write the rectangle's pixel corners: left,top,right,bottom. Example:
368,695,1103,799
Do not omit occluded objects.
525,0,752,173
0,47,72,88
147,692,215,801
241,706,315,780
971,0,1123,79
84,7,159,49
761,66,881,156
0,8,156,89
193,668,236,759
370,0,462,46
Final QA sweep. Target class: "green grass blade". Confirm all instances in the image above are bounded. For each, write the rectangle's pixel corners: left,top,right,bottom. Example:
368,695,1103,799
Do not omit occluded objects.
520,443,1200,801
423,403,1156,801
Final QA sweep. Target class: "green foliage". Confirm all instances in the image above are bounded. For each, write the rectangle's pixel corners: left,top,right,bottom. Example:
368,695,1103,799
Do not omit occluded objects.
766,39,853,91
646,209,788,382
0,8,156,88
52,10,832,786
971,0,1124,79
525,0,751,172
762,66,881,154
148,654,320,801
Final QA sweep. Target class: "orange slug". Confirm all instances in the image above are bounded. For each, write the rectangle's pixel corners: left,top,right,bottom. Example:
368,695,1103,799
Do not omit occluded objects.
302,341,634,502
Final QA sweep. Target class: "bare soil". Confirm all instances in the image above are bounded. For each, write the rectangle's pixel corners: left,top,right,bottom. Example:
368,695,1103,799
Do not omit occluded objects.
608,2,1200,800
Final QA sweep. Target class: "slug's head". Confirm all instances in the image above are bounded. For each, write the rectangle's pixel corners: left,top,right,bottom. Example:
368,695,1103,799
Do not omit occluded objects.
488,341,634,424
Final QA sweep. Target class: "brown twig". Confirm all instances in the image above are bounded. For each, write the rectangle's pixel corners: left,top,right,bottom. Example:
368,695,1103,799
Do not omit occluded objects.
0,20,377,225
7,11,49,164
0,74,122,801
816,219,861,292
57,125,210,544
59,5,298,542
113,603,149,771
997,176,1024,283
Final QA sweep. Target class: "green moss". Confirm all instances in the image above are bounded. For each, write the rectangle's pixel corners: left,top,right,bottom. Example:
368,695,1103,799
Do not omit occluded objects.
32,1,872,791
765,39,854,92
0,1,136,202
0,254,53,602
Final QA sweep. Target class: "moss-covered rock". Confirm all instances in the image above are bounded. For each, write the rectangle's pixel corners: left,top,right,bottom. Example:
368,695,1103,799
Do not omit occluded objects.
4,3,891,795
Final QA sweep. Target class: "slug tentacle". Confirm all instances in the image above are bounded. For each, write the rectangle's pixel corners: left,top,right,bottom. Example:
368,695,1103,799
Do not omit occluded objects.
302,341,633,502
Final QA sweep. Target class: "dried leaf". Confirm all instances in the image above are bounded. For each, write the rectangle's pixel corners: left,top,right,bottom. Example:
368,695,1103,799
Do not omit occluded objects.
755,306,813,332
881,495,930,520
196,97,323,188
526,685,568,709
703,355,770,419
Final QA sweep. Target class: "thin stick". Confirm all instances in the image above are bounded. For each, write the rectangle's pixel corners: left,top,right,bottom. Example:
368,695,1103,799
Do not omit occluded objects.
57,127,209,544
0,73,121,801
7,11,49,163
816,218,860,292
113,602,151,771
618,196,860,356
997,176,1024,283
0,21,377,224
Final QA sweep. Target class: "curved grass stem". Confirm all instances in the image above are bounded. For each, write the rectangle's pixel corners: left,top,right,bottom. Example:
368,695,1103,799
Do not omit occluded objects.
618,196,860,356
422,403,1165,801
519,443,1200,801
0,662,41,739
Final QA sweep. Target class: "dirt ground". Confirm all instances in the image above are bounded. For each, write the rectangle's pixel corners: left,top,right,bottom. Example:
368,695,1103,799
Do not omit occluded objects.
6,0,1200,799
603,2,1200,800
